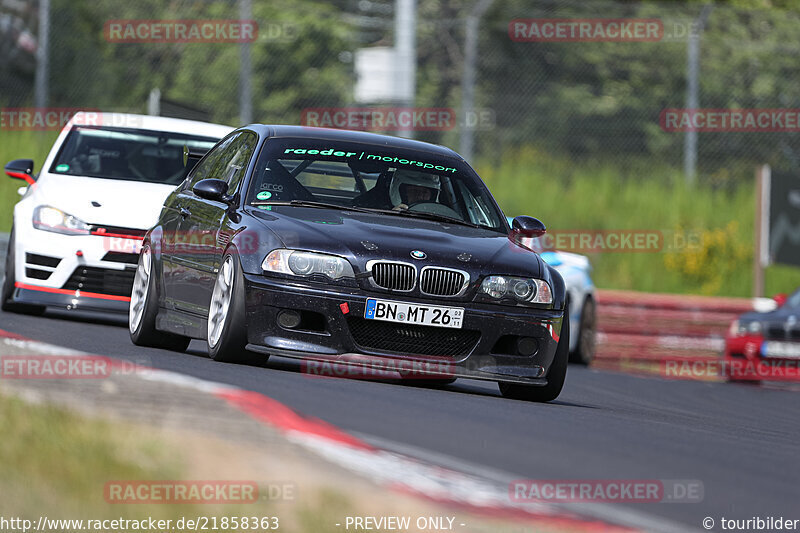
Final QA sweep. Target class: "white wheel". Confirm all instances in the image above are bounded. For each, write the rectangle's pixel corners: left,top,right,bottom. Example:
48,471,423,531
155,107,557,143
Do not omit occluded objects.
128,243,190,351
129,246,151,334
208,255,234,348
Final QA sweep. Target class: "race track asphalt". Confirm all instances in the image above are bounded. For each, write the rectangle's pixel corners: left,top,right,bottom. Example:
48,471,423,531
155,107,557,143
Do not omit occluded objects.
1,300,798,531
1,235,798,531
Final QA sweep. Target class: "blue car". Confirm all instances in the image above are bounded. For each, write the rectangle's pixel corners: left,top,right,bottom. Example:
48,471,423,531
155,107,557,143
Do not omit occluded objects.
507,217,596,364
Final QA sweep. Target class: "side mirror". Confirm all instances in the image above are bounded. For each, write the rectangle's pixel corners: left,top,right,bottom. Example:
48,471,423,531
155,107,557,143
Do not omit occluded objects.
773,293,788,307
510,215,546,238
193,178,229,202
5,159,35,185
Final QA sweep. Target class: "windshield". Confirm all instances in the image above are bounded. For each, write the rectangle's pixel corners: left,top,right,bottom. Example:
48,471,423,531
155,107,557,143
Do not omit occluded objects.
247,139,507,231
788,288,800,309
49,126,220,184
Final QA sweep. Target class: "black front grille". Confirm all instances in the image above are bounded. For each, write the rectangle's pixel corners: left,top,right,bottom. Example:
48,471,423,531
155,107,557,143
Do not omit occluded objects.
25,253,61,268
25,268,52,280
420,267,467,296
370,262,415,291
89,225,147,239
62,267,135,297
102,251,140,265
766,326,800,341
347,317,480,357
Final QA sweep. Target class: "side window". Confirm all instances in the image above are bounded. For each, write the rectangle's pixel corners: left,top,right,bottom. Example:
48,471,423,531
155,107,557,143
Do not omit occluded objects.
183,132,257,195
221,132,258,193
454,179,492,226
183,134,237,191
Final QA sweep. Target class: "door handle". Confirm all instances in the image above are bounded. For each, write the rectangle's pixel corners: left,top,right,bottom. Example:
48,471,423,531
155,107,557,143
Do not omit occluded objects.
180,207,192,219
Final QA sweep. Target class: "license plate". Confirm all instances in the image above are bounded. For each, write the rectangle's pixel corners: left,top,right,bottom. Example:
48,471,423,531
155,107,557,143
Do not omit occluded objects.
761,341,800,359
364,298,464,329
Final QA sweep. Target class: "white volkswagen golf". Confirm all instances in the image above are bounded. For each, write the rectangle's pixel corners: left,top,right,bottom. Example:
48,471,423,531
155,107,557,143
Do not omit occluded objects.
2,112,232,315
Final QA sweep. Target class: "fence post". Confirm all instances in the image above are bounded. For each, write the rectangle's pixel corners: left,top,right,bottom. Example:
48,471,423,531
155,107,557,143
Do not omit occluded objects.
33,0,50,109
239,0,253,125
459,0,493,161
684,4,713,186
753,164,771,297
394,0,417,138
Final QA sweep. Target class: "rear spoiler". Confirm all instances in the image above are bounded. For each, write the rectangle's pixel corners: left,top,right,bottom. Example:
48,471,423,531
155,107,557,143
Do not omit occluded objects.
183,146,209,167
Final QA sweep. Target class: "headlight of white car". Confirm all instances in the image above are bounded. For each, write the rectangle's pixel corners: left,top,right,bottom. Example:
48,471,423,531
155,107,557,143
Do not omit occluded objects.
32,205,91,235
480,275,553,305
262,249,355,280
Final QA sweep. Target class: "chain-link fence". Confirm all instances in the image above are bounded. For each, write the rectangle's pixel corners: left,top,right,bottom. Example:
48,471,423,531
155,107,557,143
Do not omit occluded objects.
4,0,800,188
471,0,800,188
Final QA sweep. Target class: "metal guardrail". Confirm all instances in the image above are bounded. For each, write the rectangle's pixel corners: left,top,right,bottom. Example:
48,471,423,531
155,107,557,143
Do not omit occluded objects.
592,289,758,377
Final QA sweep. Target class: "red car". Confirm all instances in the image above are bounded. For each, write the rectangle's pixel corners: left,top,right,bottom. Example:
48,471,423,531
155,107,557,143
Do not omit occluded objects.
723,289,800,382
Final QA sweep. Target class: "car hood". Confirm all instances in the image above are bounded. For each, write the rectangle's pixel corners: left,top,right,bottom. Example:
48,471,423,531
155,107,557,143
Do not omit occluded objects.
248,206,543,278
32,173,177,230
738,306,797,324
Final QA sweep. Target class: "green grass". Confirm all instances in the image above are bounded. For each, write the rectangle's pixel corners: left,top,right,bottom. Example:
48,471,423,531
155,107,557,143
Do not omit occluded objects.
0,392,184,518
0,130,59,232
0,392,340,532
476,146,800,297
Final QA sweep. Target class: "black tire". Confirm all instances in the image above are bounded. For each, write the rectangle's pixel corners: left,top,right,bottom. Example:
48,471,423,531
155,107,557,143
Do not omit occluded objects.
570,297,596,365
1,228,46,315
726,376,762,385
426,378,457,386
498,313,570,402
129,244,191,352
725,365,761,385
207,252,265,365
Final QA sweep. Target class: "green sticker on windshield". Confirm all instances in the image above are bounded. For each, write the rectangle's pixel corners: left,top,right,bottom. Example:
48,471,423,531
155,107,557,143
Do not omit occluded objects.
55,164,69,172
257,205,272,211
256,191,272,200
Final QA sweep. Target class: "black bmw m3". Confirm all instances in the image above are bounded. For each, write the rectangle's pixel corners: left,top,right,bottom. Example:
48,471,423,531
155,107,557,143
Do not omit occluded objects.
129,125,569,401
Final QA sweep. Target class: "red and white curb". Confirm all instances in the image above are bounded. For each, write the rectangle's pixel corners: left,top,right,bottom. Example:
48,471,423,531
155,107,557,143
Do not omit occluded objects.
0,329,696,532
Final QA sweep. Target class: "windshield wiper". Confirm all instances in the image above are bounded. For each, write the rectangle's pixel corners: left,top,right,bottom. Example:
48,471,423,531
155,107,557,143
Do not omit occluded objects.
250,200,377,214
250,200,490,229
387,209,486,229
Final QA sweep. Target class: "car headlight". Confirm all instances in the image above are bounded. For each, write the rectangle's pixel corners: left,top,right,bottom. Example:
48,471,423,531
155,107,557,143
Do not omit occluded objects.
262,249,354,280
32,205,91,235
746,321,762,334
480,275,553,305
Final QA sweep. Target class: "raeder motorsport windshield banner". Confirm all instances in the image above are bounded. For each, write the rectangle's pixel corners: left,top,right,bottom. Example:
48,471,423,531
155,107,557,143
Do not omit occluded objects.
281,147,459,173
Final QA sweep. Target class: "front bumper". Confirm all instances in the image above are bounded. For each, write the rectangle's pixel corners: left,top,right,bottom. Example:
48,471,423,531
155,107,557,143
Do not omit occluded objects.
9,227,140,314
723,335,800,381
243,274,565,385
10,284,130,313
